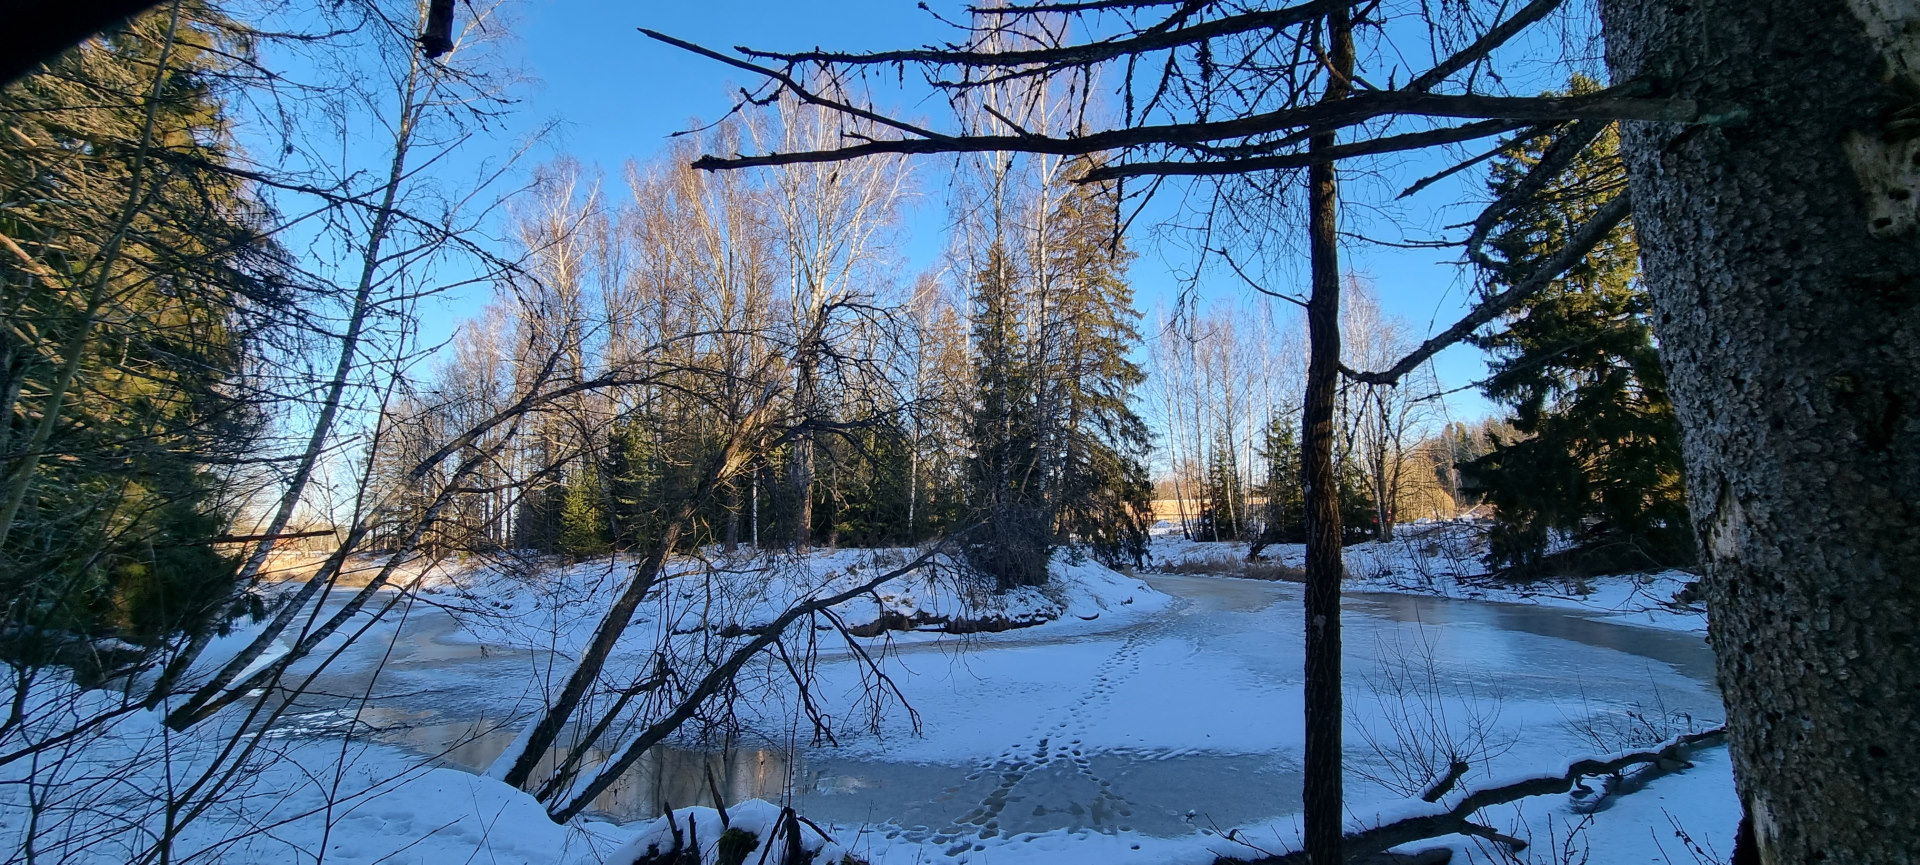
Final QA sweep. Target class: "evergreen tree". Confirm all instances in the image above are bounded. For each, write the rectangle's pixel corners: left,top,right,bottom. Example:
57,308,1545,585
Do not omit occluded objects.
817,426,918,547
1250,412,1305,553
967,242,1050,589
603,403,744,555
1200,435,1247,541
1037,165,1154,567
606,413,668,552
1461,75,1692,576
556,468,612,558
1336,454,1378,544
0,8,288,647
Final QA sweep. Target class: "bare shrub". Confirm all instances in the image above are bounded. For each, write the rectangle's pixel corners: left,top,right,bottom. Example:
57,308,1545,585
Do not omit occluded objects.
1653,809,1725,865
1476,811,1594,865
1562,685,1705,754
1351,627,1516,797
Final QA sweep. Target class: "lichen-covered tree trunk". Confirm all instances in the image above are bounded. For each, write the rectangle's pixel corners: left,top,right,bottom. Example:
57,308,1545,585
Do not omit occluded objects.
1603,0,1920,860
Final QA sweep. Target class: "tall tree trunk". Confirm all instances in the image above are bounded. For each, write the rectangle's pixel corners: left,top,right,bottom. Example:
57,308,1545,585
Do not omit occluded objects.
724,480,741,553
1301,7,1354,864
790,355,816,552
1603,0,1920,860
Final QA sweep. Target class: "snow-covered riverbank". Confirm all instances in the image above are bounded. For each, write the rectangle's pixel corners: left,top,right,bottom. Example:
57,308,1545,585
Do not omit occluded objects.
1,540,1733,865
416,546,1173,655
1149,521,1707,634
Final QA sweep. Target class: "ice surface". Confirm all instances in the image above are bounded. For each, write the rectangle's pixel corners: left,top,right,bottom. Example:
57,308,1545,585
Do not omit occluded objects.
0,537,1735,864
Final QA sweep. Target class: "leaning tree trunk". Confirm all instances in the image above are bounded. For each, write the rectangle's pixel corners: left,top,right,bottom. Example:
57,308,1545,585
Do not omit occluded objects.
1603,0,1920,861
1300,7,1354,865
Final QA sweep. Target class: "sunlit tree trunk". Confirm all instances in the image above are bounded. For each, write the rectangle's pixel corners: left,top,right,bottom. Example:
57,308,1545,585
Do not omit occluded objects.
1301,7,1353,863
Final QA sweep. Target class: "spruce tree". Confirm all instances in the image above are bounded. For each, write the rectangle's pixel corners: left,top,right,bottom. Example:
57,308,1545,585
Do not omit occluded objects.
557,469,612,558
1037,164,1154,567
967,242,1049,588
1336,454,1378,544
1201,436,1247,541
965,163,1155,584
1,8,288,647
1460,75,1692,576
1250,412,1305,554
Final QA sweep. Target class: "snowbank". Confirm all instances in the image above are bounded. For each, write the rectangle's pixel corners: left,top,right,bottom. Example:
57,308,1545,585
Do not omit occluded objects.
607,799,852,865
416,546,1171,657
0,677,632,864
1150,521,1707,633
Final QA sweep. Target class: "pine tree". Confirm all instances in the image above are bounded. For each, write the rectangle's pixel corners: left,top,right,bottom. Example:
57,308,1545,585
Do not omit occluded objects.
1461,75,1692,577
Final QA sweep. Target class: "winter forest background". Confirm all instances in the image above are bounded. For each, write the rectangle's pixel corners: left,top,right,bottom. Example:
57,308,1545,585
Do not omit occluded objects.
1,0,1909,864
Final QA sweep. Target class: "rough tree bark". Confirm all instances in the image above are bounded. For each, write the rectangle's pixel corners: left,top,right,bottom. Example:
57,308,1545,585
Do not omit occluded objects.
1301,7,1354,864
1603,0,1920,860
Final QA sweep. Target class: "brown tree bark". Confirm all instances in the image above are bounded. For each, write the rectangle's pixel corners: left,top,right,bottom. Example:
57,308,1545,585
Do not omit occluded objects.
725,482,743,553
1301,7,1354,864
1603,0,1920,860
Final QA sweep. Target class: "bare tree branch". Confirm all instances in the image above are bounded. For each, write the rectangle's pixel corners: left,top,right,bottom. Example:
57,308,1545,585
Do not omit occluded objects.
1085,118,1528,179
682,89,1716,172
546,538,962,822
1342,192,1631,386
1227,728,1727,864
739,1,1345,69
1404,0,1567,93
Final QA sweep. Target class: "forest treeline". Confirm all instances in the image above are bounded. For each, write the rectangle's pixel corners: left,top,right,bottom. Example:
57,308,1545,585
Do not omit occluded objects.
366,124,1155,590
1148,290,1488,553
0,2,1693,674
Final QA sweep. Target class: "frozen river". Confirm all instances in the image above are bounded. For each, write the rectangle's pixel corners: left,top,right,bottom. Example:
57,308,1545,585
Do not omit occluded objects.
275,572,1721,845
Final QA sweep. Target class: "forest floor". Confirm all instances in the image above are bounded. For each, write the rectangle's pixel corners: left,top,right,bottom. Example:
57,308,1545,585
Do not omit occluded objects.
1,532,1734,865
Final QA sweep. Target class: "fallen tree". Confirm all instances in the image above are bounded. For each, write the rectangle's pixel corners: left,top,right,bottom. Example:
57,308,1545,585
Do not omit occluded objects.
1218,728,1727,864
539,540,960,821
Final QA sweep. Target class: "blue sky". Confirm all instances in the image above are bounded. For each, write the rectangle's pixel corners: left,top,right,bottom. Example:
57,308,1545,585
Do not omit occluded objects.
453,0,1505,423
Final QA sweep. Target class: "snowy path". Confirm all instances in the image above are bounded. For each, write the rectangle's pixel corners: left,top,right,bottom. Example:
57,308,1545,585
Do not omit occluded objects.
277,569,1723,849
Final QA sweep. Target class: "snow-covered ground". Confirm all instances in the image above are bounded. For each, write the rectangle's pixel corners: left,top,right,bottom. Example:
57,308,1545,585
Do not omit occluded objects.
414,545,1171,657
0,537,1734,864
1151,520,1708,634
